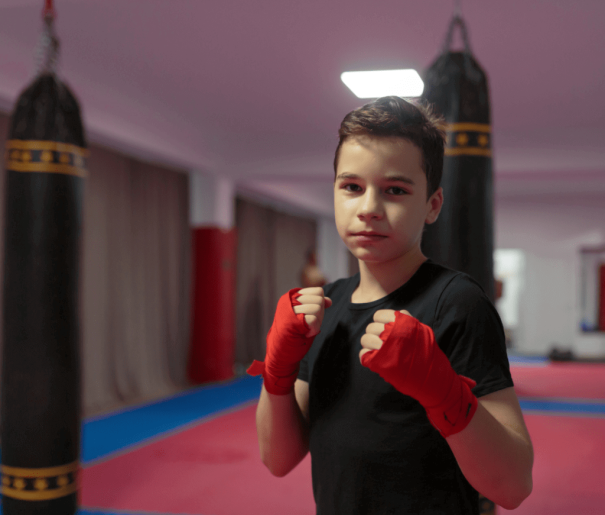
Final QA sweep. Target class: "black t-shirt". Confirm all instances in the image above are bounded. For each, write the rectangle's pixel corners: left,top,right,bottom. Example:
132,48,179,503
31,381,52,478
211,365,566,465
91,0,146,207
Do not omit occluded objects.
298,260,513,515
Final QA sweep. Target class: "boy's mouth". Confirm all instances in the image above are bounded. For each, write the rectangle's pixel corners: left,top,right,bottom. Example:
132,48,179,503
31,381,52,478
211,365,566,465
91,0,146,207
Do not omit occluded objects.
350,231,387,242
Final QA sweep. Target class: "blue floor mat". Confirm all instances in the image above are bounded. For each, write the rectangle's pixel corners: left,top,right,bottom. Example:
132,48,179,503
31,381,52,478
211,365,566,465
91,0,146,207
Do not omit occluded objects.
82,375,263,464
508,353,548,365
519,398,605,416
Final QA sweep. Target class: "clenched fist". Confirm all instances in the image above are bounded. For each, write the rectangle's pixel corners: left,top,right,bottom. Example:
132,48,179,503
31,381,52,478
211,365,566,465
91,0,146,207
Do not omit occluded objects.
360,309,478,438
293,287,332,337
359,308,407,363
247,287,331,395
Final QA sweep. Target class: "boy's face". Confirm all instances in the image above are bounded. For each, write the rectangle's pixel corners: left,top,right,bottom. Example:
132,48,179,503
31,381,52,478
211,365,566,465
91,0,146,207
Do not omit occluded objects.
334,135,443,266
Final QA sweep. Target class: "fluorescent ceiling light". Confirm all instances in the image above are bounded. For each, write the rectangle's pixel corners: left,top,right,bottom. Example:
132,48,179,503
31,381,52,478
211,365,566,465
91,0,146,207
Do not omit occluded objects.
341,69,424,98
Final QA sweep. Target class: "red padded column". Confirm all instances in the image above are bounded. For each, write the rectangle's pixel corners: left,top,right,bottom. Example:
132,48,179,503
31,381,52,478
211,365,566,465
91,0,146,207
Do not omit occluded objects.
599,264,605,332
188,227,237,383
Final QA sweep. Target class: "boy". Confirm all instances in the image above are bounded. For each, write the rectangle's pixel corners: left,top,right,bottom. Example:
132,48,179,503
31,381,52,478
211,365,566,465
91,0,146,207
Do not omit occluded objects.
248,96,533,514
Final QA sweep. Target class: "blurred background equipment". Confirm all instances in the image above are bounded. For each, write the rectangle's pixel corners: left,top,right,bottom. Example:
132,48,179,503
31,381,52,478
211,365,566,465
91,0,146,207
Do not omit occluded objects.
1,1,84,513
300,249,327,288
421,12,495,301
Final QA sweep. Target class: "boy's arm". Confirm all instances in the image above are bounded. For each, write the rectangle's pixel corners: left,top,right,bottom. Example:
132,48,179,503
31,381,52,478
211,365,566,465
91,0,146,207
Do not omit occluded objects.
446,387,533,510
250,287,329,477
256,379,310,477
360,310,533,510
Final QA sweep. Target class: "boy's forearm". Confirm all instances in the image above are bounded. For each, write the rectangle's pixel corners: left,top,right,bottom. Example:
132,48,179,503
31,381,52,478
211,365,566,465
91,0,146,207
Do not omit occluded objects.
256,384,310,477
445,399,533,510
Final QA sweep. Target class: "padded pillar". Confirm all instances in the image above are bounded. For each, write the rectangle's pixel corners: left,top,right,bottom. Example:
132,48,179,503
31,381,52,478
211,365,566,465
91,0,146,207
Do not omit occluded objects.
187,172,236,383
188,228,237,383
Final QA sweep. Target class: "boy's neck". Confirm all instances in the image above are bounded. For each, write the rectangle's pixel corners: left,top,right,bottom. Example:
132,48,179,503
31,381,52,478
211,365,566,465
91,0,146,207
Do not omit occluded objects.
351,247,427,303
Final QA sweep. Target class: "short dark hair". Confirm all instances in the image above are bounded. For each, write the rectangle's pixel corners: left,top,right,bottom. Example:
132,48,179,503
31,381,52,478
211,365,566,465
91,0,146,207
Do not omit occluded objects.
334,96,446,198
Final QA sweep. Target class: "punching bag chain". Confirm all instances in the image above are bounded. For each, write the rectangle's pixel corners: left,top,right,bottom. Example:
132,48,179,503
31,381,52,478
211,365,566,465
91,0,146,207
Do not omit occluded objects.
36,0,59,75
454,0,462,17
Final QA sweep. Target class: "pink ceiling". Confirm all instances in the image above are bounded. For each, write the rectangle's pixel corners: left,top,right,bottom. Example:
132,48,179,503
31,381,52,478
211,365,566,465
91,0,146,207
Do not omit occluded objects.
0,0,603,212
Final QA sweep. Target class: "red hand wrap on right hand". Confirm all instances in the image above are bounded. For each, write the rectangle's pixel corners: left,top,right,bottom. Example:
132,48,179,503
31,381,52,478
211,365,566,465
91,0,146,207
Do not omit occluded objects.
361,311,478,437
247,289,313,395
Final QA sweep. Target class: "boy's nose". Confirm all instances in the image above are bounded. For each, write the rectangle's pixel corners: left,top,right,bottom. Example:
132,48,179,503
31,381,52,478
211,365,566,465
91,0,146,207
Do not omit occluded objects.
357,189,383,221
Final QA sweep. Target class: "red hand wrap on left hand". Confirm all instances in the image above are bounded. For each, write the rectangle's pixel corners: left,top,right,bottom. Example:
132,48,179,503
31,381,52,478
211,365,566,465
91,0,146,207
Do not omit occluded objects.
247,289,313,395
361,311,478,437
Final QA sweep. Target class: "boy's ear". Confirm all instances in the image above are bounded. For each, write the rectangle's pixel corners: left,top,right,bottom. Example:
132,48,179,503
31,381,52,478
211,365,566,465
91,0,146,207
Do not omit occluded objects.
425,187,443,225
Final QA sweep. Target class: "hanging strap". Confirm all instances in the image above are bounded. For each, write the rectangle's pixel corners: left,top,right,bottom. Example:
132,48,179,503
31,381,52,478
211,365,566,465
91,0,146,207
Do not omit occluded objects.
442,14,472,55
440,12,482,81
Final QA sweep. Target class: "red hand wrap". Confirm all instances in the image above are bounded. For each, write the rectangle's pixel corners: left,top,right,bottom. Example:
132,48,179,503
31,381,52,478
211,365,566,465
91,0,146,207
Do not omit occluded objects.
247,289,313,395
361,311,478,437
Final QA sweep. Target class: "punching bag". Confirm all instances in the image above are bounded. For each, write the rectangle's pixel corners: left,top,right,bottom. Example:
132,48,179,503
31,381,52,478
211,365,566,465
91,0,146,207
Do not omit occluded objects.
421,15,495,301
1,3,85,514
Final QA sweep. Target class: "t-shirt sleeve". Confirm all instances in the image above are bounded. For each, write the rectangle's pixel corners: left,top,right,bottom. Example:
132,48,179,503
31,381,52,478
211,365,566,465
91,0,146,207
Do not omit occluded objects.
434,274,514,398
298,353,310,382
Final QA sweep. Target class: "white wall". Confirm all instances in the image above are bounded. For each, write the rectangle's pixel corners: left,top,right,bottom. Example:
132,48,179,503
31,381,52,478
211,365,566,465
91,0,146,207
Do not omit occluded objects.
189,171,235,229
495,193,605,357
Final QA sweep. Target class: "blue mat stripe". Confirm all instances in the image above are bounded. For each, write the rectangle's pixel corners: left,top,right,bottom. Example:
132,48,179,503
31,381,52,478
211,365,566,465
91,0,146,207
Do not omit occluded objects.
81,374,603,464
81,375,263,464
1,509,181,515
80,510,191,515
508,354,548,365
519,398,605,415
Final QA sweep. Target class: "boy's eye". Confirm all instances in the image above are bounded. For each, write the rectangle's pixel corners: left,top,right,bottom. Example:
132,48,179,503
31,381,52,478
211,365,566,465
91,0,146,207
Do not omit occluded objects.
343,183,362,192
386,186,408,195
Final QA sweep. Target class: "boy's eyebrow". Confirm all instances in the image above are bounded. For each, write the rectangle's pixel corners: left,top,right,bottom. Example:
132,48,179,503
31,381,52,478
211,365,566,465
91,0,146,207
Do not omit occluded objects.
335,172,416,186
335,172,360,181
384,174,416,186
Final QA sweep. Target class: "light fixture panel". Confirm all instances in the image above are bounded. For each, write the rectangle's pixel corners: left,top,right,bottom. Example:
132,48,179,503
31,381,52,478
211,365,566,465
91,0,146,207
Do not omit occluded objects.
341,69,424,99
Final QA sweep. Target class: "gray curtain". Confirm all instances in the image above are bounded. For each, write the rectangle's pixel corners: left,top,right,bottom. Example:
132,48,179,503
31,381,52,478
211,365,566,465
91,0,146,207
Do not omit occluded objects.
234,197,317,369
0,111,191,417
81,147,191,415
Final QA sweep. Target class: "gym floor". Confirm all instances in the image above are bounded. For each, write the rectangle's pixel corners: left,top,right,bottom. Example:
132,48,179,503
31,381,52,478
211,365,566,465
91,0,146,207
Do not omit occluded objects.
2,356,604,514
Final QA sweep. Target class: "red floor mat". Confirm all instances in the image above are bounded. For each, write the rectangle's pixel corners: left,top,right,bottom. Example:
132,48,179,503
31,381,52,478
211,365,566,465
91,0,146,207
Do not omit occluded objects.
81,392,605,515
511,363,605,400
81,405,315,515
504,414,605,514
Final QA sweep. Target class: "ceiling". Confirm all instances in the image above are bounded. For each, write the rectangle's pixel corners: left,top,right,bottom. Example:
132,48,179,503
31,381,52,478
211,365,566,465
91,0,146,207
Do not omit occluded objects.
0,0,603,216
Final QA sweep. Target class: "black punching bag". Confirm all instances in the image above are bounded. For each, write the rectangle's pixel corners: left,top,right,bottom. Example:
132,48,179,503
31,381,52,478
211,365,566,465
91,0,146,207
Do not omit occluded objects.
1,3,85,514
421,15,495,301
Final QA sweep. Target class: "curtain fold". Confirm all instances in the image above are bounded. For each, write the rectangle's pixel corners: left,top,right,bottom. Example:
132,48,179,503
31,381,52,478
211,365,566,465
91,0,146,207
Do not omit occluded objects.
234,197,316,369
81,148,191,415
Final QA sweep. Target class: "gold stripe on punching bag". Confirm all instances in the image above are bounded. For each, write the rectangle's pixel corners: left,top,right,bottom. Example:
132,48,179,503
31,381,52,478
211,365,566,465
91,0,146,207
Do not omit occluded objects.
1,462,79,501
444,123,492,158
6,140,88,177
